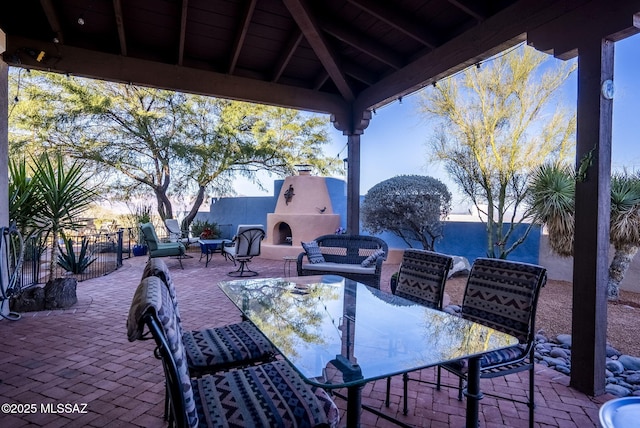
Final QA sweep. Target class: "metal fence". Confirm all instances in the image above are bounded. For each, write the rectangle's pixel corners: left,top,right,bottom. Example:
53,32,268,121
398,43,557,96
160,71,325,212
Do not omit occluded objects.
19,228,136,287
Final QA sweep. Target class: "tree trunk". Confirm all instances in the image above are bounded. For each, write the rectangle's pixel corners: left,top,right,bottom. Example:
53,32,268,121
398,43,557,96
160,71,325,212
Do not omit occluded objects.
182,186,207,231
607,245,638,301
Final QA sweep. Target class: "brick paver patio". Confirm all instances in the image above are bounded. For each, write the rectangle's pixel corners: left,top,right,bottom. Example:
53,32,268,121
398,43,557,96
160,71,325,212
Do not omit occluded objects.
0,249,613,427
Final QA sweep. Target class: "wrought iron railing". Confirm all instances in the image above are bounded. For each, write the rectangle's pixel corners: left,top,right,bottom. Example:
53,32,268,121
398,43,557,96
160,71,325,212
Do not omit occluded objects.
18,228,135,287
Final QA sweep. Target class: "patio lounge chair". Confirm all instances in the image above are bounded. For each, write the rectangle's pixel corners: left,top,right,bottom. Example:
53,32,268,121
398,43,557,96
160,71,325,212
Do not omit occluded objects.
435,257,547,428
127,275,340,428
140,222,186,269
224,225,265,277
164,218,198,249
385,249,454,414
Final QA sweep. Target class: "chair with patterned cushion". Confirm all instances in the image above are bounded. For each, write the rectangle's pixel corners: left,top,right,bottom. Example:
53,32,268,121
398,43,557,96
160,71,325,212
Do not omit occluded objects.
385,249,454,414
127,276,340,428
436,257,547,428
142,258,277,376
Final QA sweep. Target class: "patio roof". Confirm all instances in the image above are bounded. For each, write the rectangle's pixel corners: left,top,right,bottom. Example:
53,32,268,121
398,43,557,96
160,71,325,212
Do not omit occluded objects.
0,0,634,128
2,0,640,399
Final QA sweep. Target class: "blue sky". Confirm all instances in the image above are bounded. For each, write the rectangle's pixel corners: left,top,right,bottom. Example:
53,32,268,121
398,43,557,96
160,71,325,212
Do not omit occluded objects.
235,33,640,211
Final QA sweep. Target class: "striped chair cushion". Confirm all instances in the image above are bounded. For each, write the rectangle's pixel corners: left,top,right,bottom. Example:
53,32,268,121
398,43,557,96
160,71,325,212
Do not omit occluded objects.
193,360,337,428
183,321,276,374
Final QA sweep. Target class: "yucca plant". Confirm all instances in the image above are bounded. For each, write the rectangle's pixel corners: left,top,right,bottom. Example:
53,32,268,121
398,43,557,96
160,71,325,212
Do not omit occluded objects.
529,163,640,300
57,234,97,275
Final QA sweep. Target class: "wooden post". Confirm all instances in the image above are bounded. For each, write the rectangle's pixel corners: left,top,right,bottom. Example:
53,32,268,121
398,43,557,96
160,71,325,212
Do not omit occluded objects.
570,38,613,396
346,133,361,234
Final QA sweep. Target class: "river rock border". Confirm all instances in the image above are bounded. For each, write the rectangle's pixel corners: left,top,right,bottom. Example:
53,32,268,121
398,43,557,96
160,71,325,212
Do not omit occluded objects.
443,305,640,397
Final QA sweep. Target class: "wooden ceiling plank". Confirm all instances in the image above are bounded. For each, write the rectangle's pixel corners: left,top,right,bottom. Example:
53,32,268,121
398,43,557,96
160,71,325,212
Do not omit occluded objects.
272,29,304,82
282,0,354,101
229,0,257,74
446,0,487,22
347,0,438,48
321,19,403,69
112,0,127,57
178,0,189,66
40,0,64,45
5,34,349,118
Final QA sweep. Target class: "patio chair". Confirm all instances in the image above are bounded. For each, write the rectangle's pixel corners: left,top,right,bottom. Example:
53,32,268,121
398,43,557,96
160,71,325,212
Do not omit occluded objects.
224,225,265,277
384,249,454,414
142,258,277,376
140,222,186,269
164,218,198,249
435,257,547,428
127,275,340,428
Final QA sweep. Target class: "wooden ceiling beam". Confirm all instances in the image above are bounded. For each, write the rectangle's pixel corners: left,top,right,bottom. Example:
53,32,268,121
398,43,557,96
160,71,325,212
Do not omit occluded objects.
282,0,354,101
5,35,349,118
354,0,593,112
528,0,640,59
229,0,257,74
347,0,439,49
271,29,303,82
40,0,64,44
321,19,404,70
177,0,188,66
112,0,127,57
447,0,487,22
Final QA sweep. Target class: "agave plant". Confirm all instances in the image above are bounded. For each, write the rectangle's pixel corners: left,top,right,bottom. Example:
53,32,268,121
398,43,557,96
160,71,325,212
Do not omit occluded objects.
529,163,640,300
57,234,97,275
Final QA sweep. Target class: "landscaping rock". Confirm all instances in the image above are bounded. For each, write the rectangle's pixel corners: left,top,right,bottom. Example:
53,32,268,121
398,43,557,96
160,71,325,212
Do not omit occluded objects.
619,355,640,371
556,334,572,347
10,286,45,312
606,360,625,375
44,277,78,309
606,384,631,396
448,256,471,278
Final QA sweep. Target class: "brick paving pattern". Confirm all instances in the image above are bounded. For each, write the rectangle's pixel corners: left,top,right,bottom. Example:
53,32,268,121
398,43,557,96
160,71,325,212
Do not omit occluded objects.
0,249,613,427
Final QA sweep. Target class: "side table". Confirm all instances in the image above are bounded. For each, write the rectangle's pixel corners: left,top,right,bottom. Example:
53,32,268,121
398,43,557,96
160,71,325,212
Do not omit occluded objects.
283,256,297,277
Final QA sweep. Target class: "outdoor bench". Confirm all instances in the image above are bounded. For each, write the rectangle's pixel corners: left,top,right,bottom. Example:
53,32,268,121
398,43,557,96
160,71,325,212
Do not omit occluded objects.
296,234,388,288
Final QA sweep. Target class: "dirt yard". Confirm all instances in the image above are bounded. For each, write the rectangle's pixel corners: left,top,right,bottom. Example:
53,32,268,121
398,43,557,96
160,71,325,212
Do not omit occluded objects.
443,277,640,357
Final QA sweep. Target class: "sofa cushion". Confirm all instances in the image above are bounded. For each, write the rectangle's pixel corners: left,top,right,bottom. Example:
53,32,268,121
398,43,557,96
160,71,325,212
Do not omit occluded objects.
302,241,325,264
301,262,376,275
361,248,386,267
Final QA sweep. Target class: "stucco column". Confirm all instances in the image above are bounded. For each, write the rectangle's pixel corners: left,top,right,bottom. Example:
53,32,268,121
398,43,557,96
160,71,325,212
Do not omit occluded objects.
0,30,9,319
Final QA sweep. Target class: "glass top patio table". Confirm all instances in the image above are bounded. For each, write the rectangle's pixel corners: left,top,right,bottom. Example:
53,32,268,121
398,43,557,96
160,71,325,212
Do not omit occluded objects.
218,275,518,428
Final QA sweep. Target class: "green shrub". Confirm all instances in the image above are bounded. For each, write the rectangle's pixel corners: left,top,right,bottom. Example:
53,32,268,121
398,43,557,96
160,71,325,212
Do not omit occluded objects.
190,219,220,238
57,235,97,274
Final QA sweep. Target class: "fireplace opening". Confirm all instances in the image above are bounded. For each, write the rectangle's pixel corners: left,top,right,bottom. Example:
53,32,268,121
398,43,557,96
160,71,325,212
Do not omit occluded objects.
274,222,293,245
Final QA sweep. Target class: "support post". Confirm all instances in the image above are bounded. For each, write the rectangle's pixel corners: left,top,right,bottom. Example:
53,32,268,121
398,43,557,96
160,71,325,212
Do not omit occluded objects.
570,38,613,396
331,108,371,235
0,31,9,319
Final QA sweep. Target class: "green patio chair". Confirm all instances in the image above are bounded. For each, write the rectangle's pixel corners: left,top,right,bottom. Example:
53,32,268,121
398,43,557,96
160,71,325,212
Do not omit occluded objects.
140,222,186,269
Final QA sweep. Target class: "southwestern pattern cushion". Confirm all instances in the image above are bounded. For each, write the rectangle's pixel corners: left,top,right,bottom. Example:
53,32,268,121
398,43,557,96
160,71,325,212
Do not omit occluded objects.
183,321,276,374
127,277,199,428
193,360,337,428
395,249,453,308
445,344,527,373
360,248,385,267
302,241,326,264
143,258,183,332
462,258,547,343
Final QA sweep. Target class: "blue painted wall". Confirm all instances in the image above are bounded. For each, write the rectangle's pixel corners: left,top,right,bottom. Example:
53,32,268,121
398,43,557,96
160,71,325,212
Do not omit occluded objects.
199,177,540,264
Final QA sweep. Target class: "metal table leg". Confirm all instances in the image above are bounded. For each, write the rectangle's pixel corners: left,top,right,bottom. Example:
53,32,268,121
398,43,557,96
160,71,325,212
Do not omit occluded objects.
346,384,363,428
464,356,483,428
